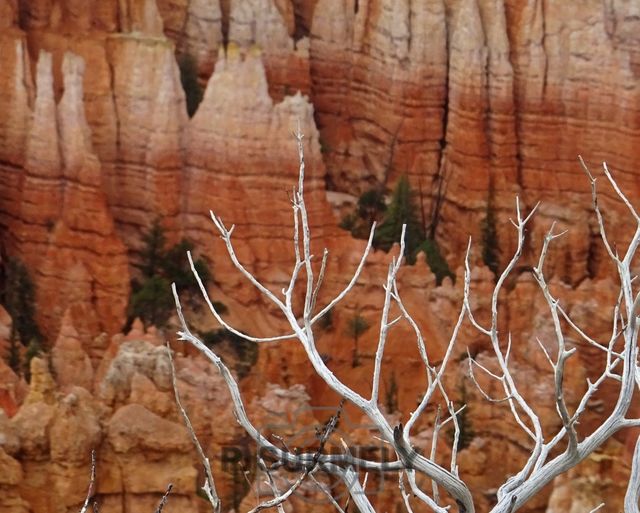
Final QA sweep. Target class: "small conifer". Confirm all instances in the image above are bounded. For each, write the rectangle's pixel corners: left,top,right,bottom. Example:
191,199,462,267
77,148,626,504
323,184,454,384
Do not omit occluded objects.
373,176,424,258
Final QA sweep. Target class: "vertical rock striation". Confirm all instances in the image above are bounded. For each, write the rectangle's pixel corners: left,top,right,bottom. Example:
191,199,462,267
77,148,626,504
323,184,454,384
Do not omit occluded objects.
105,34,188,250
4,50,130,345
183,45,336,309
228,0,311,101
310,0,448,187
156,0,223,77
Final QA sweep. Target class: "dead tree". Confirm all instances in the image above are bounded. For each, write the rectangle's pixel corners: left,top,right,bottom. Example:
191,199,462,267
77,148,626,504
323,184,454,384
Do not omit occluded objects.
172,130,640,513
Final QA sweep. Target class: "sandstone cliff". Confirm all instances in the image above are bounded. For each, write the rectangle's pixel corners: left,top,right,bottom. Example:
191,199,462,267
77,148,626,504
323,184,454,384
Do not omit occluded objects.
309,0,640,284
0,43,130,345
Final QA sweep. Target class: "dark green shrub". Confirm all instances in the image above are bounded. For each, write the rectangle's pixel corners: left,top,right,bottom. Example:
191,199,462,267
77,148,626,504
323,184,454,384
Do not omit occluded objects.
162,238,211,292
201,328,226,347
357,188,386,227
1,258,43,376
373,176,424,258
2,258,42,346
337,177,454,286
414,238,455,286
339,212,358,232
201,328,258,379
481,202,500,279
127,221,212,329
339,188,387,240
135,219,166,279
212,301,229,316
128,276,174,329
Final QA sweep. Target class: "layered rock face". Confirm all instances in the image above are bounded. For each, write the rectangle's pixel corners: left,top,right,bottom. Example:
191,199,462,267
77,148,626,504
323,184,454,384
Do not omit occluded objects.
0,41,130,344
310,0,448,189
1,1,640,513
157,0,223,78
182,44,339,316
228,0,311,101
309,0,640,283
103,35,187,249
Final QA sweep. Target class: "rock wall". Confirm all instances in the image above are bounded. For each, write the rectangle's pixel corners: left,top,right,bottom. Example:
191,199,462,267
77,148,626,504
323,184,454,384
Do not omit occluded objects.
308,0,640,281
0,38,130,343
182,43,339,314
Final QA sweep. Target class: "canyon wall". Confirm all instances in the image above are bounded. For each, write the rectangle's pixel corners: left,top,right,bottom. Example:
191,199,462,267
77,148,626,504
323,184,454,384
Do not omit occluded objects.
1,1,640,513
309,0,640,284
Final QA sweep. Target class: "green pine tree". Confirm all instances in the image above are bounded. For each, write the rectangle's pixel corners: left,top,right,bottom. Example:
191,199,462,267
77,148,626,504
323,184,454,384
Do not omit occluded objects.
162,238,211,293
340,188,387,240
373,176,424,260
414,238,455,286
3,258,42,345
481,201,500,279
128,275,174,328
338,176,454,285
1,258,43,377
357,188,386,228
201,328,257,379
127,221,214,329
135,219,167,279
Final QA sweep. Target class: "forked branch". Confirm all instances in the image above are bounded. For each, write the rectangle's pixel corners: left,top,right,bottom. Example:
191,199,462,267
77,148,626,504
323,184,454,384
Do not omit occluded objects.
173,138,640,513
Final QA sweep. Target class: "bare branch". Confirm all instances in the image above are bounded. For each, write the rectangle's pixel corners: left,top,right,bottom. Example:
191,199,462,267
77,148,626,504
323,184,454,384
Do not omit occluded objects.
309,475,346,513
154,484,173,513
311,222,376,324
398,472,417,513
404,248,468,438
602,162,640,222
467,356,513,404
466,197,545,498
429,407,443,505
249,459,307,513
532,223,579,456
175,133,640,513
167,344,221,513
79,450,96,513
187,250,297,343
405,469,450,513
557,305,622,358
311,248,329,312
371,226,406,405
624,428,640,513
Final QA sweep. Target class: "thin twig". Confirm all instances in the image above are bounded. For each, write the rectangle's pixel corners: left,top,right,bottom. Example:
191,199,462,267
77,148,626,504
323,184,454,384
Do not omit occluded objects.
167,344,221,513
154,484,173,513
79,450,96,513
